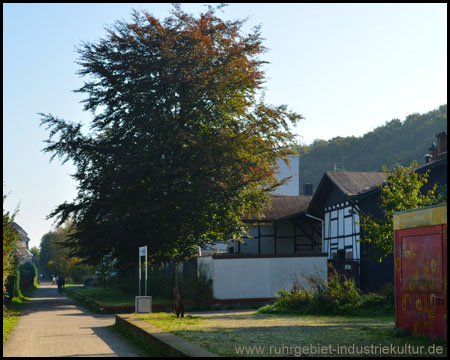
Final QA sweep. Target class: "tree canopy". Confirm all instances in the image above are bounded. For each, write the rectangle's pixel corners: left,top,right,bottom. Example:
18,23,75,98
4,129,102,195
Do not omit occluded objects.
39,222,93,282
359,161,446,261
40,5,302,270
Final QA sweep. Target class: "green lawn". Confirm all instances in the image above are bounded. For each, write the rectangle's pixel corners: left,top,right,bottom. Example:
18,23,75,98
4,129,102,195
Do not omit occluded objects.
135,311,447,357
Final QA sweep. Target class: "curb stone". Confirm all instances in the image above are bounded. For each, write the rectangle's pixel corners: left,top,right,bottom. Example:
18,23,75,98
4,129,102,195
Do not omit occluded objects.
115,314,219,357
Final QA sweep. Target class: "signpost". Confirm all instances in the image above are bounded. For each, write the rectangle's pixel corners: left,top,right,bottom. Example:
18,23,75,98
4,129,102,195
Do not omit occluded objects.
136,245,152,313
139,246,148,296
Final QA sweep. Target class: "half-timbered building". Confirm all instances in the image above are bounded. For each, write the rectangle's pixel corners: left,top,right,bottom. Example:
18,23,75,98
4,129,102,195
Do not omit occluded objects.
307,171,393,292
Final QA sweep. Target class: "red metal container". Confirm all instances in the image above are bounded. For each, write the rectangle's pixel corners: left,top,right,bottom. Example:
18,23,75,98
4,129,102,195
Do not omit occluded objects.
393,204,447,339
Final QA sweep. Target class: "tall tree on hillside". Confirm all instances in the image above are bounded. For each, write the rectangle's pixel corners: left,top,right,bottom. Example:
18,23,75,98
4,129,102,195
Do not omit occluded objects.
296,105,447,188
39,5,302,270
359,161,446,261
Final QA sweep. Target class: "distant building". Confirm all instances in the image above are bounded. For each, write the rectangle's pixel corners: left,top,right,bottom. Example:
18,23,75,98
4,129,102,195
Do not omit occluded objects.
12,222,34,264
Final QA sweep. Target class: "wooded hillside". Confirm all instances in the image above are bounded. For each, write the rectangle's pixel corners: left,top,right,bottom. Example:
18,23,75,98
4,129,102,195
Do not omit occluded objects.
296,105,447,190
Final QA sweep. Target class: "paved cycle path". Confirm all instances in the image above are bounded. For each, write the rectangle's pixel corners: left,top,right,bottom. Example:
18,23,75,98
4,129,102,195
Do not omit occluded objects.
3,281,142,357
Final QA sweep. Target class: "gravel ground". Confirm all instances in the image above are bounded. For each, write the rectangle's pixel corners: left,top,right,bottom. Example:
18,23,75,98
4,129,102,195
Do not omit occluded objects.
3,282,142,357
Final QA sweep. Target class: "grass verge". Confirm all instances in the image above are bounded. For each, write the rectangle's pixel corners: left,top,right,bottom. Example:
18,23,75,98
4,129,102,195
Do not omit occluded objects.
3,286,36,344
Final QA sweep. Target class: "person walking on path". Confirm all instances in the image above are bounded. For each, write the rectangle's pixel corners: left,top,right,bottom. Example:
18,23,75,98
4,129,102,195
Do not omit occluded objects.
3,281,142,357
56,274,65,295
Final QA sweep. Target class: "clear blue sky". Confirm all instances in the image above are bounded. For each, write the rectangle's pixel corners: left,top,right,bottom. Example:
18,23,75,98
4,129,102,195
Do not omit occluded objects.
3,3,447,249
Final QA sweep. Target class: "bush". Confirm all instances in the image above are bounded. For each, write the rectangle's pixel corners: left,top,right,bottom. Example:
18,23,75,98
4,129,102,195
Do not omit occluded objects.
19,262,36,294
4,262,39,304
83,276,103,287
3,270,20,304
259,268,394,316
379,282,395,302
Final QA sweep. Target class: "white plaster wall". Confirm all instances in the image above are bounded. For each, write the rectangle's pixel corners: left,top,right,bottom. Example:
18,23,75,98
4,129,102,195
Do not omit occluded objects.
210,256,327,299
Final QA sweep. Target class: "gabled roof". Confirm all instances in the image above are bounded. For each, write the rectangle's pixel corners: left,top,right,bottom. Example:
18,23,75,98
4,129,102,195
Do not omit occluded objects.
327,171,387,196
307,171,387,217
12,222,28,237
243,195,312,221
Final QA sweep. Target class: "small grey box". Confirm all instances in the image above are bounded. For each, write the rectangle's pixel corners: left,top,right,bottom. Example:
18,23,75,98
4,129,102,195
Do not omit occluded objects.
135,296,152,313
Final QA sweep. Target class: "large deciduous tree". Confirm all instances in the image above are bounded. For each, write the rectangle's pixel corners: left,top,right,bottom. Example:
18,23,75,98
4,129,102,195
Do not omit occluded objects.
40,5,302,270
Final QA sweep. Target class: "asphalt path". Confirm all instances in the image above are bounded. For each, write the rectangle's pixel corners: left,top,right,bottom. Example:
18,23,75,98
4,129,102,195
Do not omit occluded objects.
3,281,142,357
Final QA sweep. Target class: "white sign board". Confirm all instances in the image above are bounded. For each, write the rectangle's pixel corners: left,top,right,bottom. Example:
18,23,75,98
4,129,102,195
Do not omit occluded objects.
138,246,148,296
139,246,147,256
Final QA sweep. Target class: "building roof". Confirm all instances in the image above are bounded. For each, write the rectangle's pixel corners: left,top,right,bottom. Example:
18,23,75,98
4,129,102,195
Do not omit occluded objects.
307,171,388,218
12,222,28,237
243,195,312,221
327,171,387,196
416,153,447,173
12,222,31,250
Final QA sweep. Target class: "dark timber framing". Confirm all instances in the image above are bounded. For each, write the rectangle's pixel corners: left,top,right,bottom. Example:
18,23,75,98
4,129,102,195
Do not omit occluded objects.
238,213,319,255
323,201,361,261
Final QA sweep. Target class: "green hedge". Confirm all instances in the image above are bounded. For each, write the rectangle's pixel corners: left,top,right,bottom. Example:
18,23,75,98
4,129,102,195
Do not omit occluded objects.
4,262,38,305
19,262,37,293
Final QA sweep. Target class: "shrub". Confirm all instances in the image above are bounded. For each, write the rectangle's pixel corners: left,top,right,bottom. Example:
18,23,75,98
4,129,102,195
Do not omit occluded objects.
83,276,102,287
3,270,20,304
379,282,395,302
259,268,394,316
19,262,36,293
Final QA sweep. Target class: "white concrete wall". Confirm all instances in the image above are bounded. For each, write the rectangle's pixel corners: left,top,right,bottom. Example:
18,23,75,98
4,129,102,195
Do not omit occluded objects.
199,255,327,299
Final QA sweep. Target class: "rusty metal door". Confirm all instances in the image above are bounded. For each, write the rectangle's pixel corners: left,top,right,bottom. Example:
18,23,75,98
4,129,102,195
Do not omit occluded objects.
394,224,447,339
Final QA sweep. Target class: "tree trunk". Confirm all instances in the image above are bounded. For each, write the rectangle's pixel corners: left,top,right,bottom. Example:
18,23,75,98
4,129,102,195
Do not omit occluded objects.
172,263,184,318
